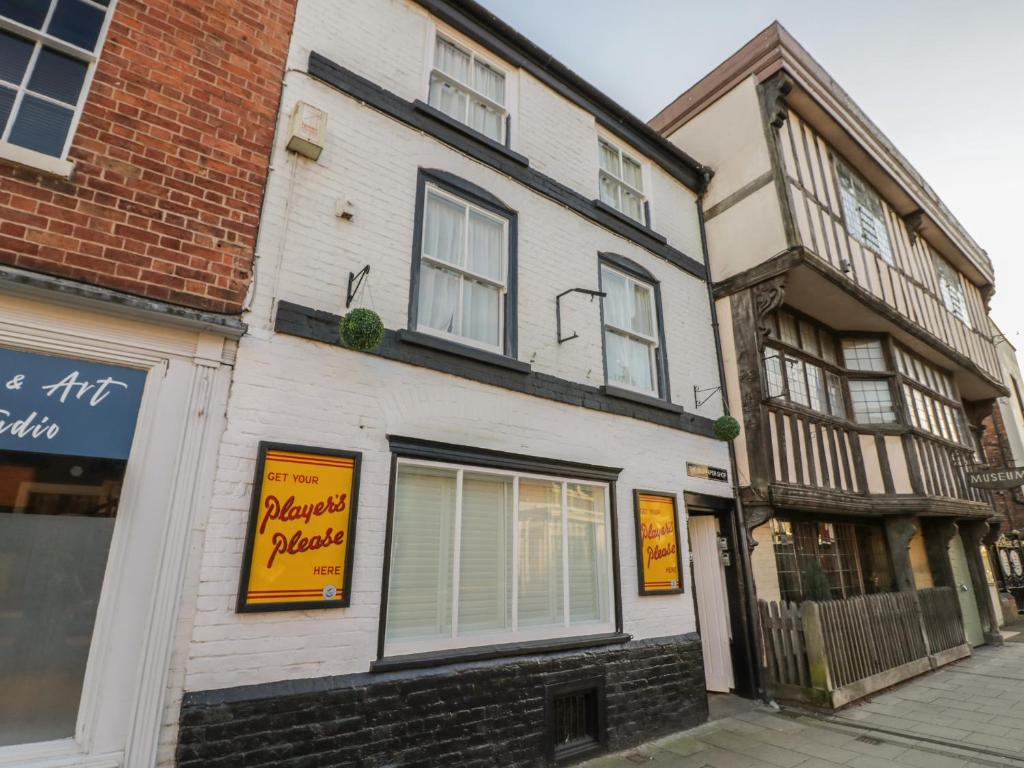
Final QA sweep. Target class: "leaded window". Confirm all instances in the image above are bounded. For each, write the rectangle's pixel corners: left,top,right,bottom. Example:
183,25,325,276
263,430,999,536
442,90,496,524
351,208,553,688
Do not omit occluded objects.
835,159,894,265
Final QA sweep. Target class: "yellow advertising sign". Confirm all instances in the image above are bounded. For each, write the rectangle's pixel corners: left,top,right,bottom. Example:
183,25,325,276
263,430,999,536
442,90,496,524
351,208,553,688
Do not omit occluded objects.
237,443,361,612
633,491,683,595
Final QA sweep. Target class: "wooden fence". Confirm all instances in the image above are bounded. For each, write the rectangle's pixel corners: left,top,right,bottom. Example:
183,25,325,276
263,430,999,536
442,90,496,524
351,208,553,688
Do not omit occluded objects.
759,587,970,708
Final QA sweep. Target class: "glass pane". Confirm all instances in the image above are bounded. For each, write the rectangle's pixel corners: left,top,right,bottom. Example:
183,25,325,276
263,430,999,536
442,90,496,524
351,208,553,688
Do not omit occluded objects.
799,321,820,357
461,278,501,348
842,338,887,371
848,379,897,424
48,0,105,51
467,210,503,281
0,87,13,135
417,263,460,336
8,94,73,157
567,484,608,625
598,172,619,209
629,280,655,337
0,450,125,747
0,29,34,84
517,480,563,628
763,347,784,399
621,188,644,223
778,312,799,347
598,141,619,176
605,331,655,394
458,472,513,634
423,191,465,267
826,372,845,417
621,155,642,190
427,74,467,123
820,333,837,364
785,356,809,407
0,0,49,28
434,36,470,82
473,60,504,104
601,267,627,328
27,47,88,105
469,98,502,141
806,363,826,413
387,464,456,641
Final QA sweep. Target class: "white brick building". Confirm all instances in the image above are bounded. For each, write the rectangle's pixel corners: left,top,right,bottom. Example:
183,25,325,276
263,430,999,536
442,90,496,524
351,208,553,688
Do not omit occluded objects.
168,1,742,764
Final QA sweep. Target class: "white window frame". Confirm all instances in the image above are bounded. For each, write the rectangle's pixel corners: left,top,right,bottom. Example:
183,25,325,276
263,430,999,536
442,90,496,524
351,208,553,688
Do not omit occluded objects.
597,138,648,225
427,31,509,144
0,0,117,175
416,183,509,354
384,458,616,658
601,264,660,397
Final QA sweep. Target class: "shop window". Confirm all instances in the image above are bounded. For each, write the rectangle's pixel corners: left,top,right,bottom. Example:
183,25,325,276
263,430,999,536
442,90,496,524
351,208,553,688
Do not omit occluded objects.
835,158,894,265
384,460,614,655
600,260,665,397
598,138,646,225
411,171,515,355
428,33,507,143
0,0,115,160
0,348,145,748
770,518,893,603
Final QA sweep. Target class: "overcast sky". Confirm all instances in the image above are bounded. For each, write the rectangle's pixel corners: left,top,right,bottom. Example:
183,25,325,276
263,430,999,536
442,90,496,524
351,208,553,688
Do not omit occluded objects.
478,0,1024,368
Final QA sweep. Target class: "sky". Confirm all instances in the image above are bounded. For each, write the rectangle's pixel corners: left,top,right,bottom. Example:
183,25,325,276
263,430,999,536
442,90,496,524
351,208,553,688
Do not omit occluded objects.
477,0,1024,368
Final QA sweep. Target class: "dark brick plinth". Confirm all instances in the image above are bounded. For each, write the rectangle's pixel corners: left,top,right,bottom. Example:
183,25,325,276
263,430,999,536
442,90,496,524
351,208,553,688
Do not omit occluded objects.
176,634,707,767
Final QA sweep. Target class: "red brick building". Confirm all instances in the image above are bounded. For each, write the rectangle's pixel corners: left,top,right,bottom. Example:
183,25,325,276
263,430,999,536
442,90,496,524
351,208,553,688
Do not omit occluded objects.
0,2,294,766
0,0,295,312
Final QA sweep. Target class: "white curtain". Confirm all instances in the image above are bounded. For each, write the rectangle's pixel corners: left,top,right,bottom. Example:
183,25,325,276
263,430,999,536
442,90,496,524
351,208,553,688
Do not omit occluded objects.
461,278,500,347
467,210,502,279
473,60,505,104
469,99,502,141
387,465,456,641
434,37,470,81
423,192,464,266
621,155,642,190
621,188,644,222
458,473,513,634
605,331,655,393
417,263,459,335
598,141,619,175
567,484,608,625
517,480,563,628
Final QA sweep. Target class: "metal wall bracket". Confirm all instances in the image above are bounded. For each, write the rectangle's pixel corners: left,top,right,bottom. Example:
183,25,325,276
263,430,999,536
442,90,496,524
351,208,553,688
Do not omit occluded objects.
694,384,722,409
346,265,370,308
556,287,605,343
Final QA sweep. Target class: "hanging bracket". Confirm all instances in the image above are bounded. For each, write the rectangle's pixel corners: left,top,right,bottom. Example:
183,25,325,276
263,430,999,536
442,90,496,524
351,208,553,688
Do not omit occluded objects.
346,265,370,308
693,384,723,409
556,287,605,343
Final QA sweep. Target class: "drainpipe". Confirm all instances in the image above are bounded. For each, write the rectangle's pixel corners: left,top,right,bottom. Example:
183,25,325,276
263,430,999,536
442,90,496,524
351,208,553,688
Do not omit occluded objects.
696,189,767,701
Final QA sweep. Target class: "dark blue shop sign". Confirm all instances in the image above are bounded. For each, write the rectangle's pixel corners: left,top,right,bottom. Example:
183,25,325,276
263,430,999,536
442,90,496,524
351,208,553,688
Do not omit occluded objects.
0,348,145,460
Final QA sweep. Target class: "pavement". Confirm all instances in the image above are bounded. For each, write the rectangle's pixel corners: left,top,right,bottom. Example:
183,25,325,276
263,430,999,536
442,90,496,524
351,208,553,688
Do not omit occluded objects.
583,637,1024,768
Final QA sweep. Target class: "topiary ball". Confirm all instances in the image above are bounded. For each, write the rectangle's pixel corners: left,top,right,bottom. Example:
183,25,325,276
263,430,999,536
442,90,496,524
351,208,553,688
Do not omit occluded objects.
713,414,741,442
339,308,385,351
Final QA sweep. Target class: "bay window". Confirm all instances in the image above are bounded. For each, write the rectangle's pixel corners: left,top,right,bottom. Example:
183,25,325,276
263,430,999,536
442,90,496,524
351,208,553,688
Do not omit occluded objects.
895,345,966,444
428,34,507,143
600,261,665,398
598,139,646,225
0,0,115,161
384,460,614,656
413,176,513,354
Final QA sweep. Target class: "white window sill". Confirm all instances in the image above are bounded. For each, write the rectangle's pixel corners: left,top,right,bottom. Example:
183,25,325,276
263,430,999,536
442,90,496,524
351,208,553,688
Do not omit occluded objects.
0,142,75,179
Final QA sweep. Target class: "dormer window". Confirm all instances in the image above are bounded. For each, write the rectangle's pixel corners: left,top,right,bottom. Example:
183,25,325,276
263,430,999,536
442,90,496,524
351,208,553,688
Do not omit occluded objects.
428,34,507,143
835,159,893,265
598,139,646,225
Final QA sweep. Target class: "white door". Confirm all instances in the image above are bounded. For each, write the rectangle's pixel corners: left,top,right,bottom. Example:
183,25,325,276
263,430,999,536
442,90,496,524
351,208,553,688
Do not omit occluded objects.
690,515,734,692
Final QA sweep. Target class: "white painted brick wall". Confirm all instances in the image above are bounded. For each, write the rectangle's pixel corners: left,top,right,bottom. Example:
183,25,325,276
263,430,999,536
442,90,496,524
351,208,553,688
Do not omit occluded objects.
288,0,703,259
170,0,728,721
